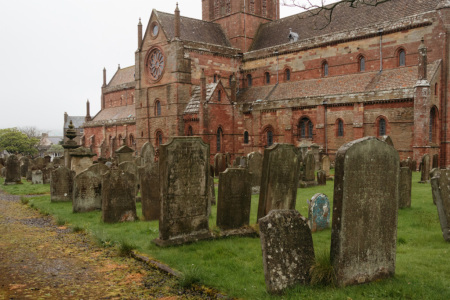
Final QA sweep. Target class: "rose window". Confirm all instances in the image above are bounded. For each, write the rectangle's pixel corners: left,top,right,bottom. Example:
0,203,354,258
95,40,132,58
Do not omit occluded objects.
148,49,164,81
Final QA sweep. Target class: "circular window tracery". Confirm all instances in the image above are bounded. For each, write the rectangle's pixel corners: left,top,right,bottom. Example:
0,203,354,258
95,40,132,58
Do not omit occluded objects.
148,48,165,81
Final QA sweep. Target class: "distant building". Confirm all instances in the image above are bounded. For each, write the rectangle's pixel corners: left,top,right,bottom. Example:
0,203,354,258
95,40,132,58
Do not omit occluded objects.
37,133,63,158
63,112,85,145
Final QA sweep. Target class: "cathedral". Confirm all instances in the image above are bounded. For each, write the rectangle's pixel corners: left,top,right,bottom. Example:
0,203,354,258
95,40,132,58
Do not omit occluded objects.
82,0,450,167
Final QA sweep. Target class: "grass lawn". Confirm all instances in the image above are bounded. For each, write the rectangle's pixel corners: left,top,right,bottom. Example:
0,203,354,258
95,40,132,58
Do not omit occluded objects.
1,172,449,299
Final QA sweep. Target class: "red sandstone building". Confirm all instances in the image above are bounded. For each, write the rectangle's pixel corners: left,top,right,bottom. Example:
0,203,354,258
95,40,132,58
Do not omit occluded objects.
82,0,450,166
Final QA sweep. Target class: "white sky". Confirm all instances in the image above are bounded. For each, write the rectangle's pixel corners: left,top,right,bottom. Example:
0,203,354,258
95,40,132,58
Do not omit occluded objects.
0,0,331,136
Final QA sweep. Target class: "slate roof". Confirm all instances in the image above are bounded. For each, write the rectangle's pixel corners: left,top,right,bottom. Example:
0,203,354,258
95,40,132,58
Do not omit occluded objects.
91,105,135,122
237,61,440,103
184,83,218,114
64,116,85,129
156,11,232,47
108,66,135,87
250,0,440,51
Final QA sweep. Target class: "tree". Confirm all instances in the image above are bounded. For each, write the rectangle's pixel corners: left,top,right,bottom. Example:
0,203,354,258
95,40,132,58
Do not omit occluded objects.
282,0,391,28
18,126,46,139
0,128,39,155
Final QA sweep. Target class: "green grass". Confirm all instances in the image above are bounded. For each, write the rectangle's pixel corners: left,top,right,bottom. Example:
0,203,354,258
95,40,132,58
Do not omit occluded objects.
1,173,449,299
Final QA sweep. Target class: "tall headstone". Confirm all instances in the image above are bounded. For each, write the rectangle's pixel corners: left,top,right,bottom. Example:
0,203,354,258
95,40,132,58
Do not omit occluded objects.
138,162,160,221
20,157,29,178
119,161,139,196
420,154,431,183
4,155,21,185
217,168,251,230
214,153,227,176
247,151,263,193
209,176,216,206
303,151,315,181
321,155,331,177
432,154,439,169
73,166,104,212
153,137,212,246
331,137,399,286
257,144,301,220
102,168,137,223
141,142,155,164
310,143,320,170
50,166,75,202
399,167,412,209
430,170,450,242
69,147,96,175
317,170,326,186
308,193,330,232
259,210,314,294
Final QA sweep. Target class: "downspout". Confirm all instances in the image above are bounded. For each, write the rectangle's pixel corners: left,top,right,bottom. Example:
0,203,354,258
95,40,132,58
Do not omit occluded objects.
275,50,279,84
323,100,328,154
378,28,383,72
244,0,246,51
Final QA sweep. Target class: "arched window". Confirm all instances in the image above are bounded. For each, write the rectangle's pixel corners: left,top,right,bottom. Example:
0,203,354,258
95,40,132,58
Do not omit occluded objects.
187,126,193,136
430,107,438,143
267,130,273,147
129,134,135,146
247,74,253,87
299,117,314,139
379,118,386,136
155,100,161,116
217,128,223,152
265,72,270,85
285,69,291,81
229,75,233,86
156,131,163,146
322,61,329,77
399,49,406,67
218,90,221,102
213,74,217,83
337,119,344,137
359,55,365,72
118,134,123,146
244,131,249,144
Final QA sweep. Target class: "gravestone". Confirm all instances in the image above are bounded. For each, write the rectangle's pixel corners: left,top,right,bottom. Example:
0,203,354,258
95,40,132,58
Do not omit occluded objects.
247,151,263,194
317,170,326,186
321,155,331,177
432,154,439,169
138,162,160,221
299,150,317,188
217,168,251,230
50,166,75,202
42,166,52,184
380,135,394,147
399,167,412,209
257,144,301,220
53,157,62,166
119,161,139,196
411,160,417,172
44,155,51,164
259,210,314,294
0,167,5,178
34,157,45,170
73,167,104,213
232,156,242,167
214,153,227,176
20,157,29,178
308,193,330,232
4,155,21,185
430,170,450,242
153,137,212,246
310,143,320,170
32,170,43,184
115,144,134,164
0,165,4,177
331,137,399,286
102,168,137,223
141,142,155,164
420,154,431,183
209,176,216,206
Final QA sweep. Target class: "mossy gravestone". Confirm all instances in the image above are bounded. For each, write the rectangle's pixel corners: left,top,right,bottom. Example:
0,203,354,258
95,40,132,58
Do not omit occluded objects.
257,144,301,220
331,137,399,286
430,170,450,242
153,137,212,247
399,167,412,209
4,155,21,185
420,153,430,183
247,151,263,188
138,161,160,221
50,166,75,202
73,164,108,212
259,210,314,294
308,193,330,232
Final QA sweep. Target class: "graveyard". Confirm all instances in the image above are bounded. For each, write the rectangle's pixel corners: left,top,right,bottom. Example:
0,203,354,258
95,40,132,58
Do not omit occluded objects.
1,168,448,299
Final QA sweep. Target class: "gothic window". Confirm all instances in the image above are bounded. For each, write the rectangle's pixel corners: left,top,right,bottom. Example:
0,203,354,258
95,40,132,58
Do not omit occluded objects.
229,75,233,86
262,0,267,17
155,100,161,116
265,72,270,85
217,127,223,152
118,134,122,146
244,131,249,144
250,0,255,13
218,90,221,102
337,119,344,137
378,118,386,136
399,49,406,67
129,134,135,146
359,55,365,72
156,131,163,146
322,61,329,77
214,74,217,83
299,117,314,139
187,126,193,136
285,68,291,81
267,130,273,147
247,74,253,87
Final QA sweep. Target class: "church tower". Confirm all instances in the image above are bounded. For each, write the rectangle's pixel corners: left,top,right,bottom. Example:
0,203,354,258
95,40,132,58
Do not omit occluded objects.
202,0,280,52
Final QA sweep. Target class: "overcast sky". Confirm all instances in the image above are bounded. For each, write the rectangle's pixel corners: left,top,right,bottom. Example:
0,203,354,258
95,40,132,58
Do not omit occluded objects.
0,0,329,136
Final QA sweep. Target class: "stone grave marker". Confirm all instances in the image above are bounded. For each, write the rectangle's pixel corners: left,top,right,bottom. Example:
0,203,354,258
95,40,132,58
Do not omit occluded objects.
138,161,160,221
308,193,330,232
0,167,5,178
259,210,314,294
50,166,75,202
115,144,134,164
20,157,29,178
380,135,394,147
321,155,331,177
102,168,137,223
331,137,399,286
119,161,139,196
32,170,43,184
317,170,326,186
44,155,51,164
217,168,251,230
4,155,21,185
257,143,301,220
299,150,317,188
247,151,263,194
153,137,212,246
209,176,216,206
399,167,412,209
420,154,431,183
232,156,242,167
214,153,227,176
73,167,104,213
141,142,155,164
430,170,450,242
411,160,417,172
432,154,439,169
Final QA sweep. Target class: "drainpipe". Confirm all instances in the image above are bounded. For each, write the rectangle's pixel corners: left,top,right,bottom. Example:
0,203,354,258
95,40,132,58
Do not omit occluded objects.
275,50,279,84
323,100,328,154
379,28,383,72
244,0,246,51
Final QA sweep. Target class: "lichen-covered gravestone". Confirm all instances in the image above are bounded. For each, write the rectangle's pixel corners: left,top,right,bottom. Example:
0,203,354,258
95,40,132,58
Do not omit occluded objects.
50,166,75,202
308,193,330,232
257,144,301,220
141,142,155,164
32,170,43,184
214,153,227,176
399,167,412,209
153,137,212,246
247,151,263,194
73,165,106,212
4,155,21,185
432,154,439,169
321,155,331,177
430,170,450,242
259,210,314,294
420,154,430,183
317,170,326,186
331,137,399,286
138,161,160,221
102,168,137,223
217,168,251,230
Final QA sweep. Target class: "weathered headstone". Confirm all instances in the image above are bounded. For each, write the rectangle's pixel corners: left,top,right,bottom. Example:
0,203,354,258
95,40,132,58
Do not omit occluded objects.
119,161,139,196
153,137,212,246
247,151,263,194
317,170,326,186
432,154,439,169
310,143,320,170
138,162,160,221
430,170,450,242
209,176,216,206
257,144,301,220
380,135,394,147
50,166,75,202
321,155,331,177
102,168,137,223
214,153,227,176
73,167,104,212
411,160,417,172
4,155,21,185
141,142,155,164
44,155,51,164
299,150,317,188
32,170,43,184
20,157,29,178
217,168,251,230
259,210,314,294
308,193,330,232
232,156,242,167
420,154,430,183
331,137,399,286
115,144,134,164
399,167,412,209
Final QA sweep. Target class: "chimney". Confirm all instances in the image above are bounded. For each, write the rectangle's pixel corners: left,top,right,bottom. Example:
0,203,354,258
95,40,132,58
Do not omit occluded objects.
418,38,427,81
103,67,107,87
85,99,92,122
138,18,142,49
174,3,180,39
118,64,121,70
64,112,68,124
230,73,237,103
